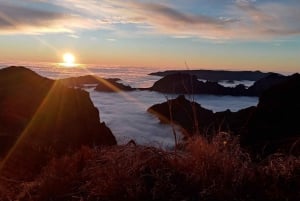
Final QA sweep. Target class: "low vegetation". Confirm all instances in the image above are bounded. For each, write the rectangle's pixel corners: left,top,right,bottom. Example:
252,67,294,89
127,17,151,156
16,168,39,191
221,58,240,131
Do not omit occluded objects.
0,133,299,201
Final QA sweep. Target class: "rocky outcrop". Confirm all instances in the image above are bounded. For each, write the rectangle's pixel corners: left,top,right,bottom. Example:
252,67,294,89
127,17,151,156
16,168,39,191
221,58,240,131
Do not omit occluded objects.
94,79,134,92
58,75,134,92
148,95,214,136
150,73,201,94
213,106,256,136
149,73,248,96
247,73,287,96
148,95,255,137
244,73,300,154
0,67,116,156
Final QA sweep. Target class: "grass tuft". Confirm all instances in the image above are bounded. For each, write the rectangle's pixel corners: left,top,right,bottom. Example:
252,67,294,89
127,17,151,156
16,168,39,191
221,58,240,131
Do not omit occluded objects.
0,133,299,201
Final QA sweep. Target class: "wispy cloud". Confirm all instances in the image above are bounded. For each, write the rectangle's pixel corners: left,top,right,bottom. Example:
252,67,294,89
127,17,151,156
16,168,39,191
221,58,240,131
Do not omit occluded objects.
107,38,116,42
0,1,99,34
1,0,300,40
230,0,300,38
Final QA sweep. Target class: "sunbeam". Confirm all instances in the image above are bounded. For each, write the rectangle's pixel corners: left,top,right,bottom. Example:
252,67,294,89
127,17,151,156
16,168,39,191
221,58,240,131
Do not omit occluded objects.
0,81,59,173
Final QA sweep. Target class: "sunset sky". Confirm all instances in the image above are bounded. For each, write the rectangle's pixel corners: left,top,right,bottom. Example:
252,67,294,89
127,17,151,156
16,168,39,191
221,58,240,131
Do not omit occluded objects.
0,0,299,73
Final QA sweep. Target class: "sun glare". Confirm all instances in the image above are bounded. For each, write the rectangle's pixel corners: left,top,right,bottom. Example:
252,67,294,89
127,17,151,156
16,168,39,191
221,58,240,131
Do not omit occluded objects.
62,53,76,67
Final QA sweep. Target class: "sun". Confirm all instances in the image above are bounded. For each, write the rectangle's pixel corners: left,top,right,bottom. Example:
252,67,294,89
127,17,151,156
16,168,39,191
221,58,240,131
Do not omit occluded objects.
62,53,76,67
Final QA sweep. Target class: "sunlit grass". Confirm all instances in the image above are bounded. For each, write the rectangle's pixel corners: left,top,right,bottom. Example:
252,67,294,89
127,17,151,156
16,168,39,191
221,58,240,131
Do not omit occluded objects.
1,133,299,201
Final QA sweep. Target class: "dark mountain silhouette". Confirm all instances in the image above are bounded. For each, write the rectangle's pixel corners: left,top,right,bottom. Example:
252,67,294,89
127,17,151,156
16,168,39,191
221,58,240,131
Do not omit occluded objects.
58,75,134,92
148,95,255,138
148,74,300,155
149,72,290,97
150,69,275,81
247,73,287,96
148,73,249,96
0,67,116,157
58,71,289,97
148,95,214,136
244,73,300,154
59,75,121,87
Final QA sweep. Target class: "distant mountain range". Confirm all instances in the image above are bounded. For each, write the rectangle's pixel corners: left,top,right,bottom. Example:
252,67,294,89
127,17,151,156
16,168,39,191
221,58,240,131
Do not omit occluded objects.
149,70,278,81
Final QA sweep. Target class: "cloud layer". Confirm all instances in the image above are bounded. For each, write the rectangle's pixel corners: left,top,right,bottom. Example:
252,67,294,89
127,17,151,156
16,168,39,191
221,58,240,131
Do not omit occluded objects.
0,1,97,34
1,0,300,39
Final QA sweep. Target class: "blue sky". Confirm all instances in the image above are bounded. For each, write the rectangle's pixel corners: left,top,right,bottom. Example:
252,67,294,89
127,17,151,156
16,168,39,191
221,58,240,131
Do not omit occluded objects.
0,0,299,73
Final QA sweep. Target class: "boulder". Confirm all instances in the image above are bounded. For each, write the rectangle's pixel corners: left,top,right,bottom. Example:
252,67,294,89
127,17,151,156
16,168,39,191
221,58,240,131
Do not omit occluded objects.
0,66,116,156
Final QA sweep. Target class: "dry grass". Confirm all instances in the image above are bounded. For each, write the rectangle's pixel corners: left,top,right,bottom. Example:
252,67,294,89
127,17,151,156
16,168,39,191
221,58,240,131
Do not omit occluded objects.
0,133,299,201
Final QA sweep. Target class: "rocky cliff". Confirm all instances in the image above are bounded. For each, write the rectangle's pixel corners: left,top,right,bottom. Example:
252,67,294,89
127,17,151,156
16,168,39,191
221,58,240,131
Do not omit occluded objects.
0,67,116,157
